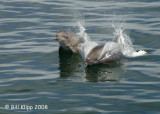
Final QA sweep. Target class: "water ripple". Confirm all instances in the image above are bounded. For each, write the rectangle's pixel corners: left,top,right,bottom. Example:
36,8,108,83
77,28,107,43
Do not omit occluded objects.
0,0,160,113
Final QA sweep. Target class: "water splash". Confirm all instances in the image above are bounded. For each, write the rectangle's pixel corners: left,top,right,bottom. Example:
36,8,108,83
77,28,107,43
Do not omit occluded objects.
77,22,89,42
113,25,134,55
77,22,146,61
77,22,98,60
113,25,147,57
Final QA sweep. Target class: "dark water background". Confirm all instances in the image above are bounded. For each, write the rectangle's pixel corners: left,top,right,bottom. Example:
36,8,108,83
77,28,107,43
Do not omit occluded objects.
0,0,160,113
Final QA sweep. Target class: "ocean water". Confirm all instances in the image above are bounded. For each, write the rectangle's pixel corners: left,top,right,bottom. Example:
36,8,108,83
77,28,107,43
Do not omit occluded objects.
0,0,160,113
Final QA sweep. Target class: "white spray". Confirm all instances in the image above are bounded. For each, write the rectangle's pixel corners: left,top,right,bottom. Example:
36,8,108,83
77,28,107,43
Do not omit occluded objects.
77,22,98,60
113,25,147,57
77,22,146,60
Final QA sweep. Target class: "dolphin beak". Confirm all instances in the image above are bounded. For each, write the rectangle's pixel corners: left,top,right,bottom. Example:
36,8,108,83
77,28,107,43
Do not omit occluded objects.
54,37,58,40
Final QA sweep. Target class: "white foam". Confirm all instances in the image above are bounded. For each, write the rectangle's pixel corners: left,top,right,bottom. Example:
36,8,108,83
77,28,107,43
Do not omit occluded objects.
131,50,147,57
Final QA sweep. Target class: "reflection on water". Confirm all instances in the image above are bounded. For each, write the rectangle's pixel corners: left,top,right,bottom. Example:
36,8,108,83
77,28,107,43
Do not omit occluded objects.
85,61,125,82
58,47,83,79
58,47,126,82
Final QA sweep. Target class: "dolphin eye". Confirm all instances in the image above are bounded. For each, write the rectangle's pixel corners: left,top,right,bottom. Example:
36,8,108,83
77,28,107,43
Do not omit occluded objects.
63,35,68,38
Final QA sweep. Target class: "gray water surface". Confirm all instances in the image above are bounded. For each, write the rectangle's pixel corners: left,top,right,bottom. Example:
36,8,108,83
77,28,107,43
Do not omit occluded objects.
0,0,160,113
